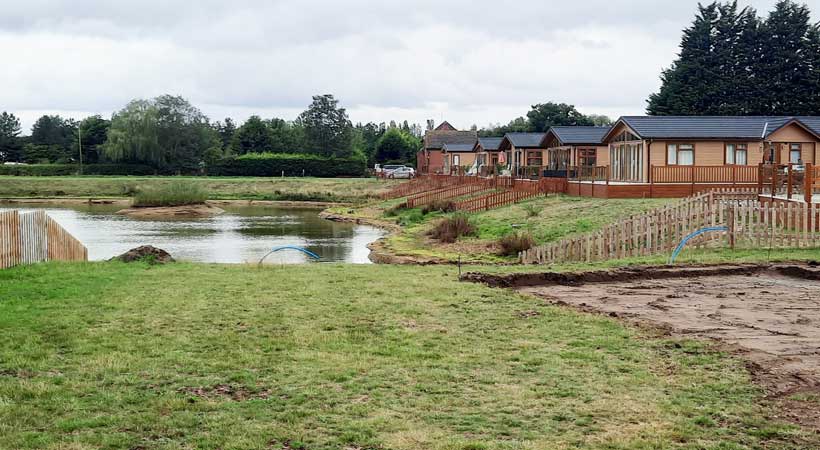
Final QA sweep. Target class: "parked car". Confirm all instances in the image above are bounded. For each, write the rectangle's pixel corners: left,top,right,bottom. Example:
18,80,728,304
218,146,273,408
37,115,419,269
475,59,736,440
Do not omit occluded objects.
387,167,415,179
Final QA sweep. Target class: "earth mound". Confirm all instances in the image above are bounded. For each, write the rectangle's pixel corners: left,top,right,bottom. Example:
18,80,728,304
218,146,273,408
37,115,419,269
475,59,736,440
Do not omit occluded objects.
113,246,175,264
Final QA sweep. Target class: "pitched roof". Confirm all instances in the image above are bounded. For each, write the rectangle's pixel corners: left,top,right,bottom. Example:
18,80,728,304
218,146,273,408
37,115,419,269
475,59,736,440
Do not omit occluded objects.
547,126,610,145
502,132,546,148
435,121,457,131
606,116,820,141
442,143,476,152
475,137,503,152
423,130,477,150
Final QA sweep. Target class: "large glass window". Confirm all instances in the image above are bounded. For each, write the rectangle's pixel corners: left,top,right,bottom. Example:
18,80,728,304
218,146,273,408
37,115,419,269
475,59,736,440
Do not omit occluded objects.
610,142,643,182
667,144,694,165
577,148,597,167
526,151,542,166
726,144,747,165
790,143,802,164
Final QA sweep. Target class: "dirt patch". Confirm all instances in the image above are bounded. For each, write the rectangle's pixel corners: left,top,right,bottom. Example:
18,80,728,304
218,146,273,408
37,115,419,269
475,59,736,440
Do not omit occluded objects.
113,246,175,264
484,263,820,431
116,203,224,218
178,384,272,402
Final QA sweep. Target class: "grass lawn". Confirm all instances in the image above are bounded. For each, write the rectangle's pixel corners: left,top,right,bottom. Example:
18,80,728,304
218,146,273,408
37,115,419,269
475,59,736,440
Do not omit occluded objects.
332,195,671,263
0,262,813,449
0,176,398,203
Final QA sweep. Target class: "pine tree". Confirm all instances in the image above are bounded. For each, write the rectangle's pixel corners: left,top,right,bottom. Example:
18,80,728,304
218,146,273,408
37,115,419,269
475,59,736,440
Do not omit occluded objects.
757,0,816,115
648,3,721,115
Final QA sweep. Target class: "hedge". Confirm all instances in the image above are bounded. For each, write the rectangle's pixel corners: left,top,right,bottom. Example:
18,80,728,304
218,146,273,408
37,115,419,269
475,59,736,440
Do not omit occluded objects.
210,153,367,177
0,154,368,178
0,164,158,176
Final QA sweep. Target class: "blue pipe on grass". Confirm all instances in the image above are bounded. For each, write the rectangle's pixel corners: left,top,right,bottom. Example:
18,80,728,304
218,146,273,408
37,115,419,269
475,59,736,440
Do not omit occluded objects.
668,226,728,265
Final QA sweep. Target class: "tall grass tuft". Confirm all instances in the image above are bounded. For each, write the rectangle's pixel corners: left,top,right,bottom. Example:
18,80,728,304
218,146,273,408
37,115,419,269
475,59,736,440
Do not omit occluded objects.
421,199,457,215
133,181,208,207
428,214,476,243
498,232,535,256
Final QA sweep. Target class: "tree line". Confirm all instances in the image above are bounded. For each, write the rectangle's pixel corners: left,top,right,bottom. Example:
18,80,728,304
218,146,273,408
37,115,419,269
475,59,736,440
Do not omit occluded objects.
476,102,613,137
649,0,820,115
0,94,423,170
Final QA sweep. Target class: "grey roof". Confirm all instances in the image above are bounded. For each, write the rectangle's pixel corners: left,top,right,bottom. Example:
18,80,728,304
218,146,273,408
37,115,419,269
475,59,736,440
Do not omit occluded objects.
442,143,476,152
548,126,610,145
476,137,503,151
613,116,820,140
503,132,546,148
424,130,477,150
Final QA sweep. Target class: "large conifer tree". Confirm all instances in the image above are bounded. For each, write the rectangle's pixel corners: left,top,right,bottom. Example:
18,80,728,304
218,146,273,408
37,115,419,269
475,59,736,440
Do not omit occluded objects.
647,0,820,116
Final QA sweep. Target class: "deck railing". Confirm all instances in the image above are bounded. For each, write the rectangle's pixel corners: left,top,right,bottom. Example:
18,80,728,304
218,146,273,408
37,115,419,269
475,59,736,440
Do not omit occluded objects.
758,163,817,203
651,165,758,184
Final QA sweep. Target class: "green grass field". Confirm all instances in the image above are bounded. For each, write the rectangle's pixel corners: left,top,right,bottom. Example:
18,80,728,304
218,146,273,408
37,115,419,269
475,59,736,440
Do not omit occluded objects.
0,176,398,203
0,262,813,449
331,195,672,263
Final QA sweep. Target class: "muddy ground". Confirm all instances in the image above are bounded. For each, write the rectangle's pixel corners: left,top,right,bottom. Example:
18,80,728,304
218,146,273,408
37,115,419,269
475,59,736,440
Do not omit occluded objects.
466,263,820,431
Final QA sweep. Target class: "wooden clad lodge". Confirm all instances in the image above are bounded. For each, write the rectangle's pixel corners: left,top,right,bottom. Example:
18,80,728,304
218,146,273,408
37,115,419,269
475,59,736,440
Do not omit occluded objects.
542,126,610,176
474,137,504,176
442,143,477,174
498,132,546,178
416,121,478,174
413,115,820,202
563,116,820,198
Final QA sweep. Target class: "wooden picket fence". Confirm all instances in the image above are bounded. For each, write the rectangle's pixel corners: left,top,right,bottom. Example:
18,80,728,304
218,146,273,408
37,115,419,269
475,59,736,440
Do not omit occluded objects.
406,179,494,208
382,175,467,199
520,189,820,264
0,210,88,269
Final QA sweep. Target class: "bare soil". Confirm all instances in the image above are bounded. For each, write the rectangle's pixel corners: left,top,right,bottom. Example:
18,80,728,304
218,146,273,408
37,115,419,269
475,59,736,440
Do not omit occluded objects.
116,204,224,218
466,263,820,431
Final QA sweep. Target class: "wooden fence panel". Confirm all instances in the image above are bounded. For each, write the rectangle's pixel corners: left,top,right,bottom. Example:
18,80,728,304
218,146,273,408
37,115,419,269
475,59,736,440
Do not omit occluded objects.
520,190,820,264
0,210,87,269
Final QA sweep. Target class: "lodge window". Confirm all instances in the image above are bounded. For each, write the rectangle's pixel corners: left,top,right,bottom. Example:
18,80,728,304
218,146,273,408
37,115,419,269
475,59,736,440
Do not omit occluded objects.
790,144,802,164
667,143,694,165
526,151,542,167
548,148,570,170
610,142,643,182
726,143,748,165
453,155,460,167
577,148,596,167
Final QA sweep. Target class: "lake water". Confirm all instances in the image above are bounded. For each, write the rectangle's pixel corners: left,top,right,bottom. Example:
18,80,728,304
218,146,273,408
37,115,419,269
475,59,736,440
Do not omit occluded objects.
0,203,385,264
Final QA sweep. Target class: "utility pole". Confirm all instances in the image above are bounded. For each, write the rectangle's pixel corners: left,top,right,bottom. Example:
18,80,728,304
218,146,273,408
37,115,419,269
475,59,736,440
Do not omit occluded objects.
78,122,84,175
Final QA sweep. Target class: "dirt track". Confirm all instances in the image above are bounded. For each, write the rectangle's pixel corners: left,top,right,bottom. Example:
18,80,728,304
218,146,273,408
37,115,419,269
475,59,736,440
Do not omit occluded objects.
465,263,820,430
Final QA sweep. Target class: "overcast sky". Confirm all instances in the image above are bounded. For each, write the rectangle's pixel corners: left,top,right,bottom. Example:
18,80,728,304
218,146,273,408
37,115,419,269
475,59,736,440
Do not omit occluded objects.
1,0,816,133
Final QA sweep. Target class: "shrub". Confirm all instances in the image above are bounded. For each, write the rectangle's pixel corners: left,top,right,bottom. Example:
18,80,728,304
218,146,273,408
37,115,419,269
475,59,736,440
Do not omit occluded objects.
210,153,367,177
0,163,157,176
498,232,536,256
421,200,456,215
133,180,208,207
522,203,543,218
428,214,476,243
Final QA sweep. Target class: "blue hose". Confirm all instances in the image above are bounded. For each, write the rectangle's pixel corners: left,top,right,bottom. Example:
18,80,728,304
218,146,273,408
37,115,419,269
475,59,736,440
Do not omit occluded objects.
259,246,321,264
668,226,728,264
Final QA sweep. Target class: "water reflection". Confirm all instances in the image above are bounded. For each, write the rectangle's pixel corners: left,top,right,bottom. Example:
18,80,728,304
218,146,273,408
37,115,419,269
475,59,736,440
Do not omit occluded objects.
0,203,385,264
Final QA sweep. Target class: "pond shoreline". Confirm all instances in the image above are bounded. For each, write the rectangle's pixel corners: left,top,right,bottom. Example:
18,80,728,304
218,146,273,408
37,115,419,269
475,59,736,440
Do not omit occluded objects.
0,197,349,209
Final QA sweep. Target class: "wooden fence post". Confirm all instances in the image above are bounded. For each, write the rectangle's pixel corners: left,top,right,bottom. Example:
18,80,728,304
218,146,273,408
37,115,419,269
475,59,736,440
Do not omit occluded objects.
806,163,814,204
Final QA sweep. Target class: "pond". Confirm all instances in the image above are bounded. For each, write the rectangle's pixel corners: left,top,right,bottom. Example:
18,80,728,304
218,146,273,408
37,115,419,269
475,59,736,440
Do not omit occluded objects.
0,203,385,264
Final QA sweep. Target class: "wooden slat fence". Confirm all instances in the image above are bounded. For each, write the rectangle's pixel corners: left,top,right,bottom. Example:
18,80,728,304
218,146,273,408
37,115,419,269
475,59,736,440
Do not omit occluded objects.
0,210,87,269
382,175,468,199
454,179,563,213
652,165,758,184
406,179,494,208
520,189,820,264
